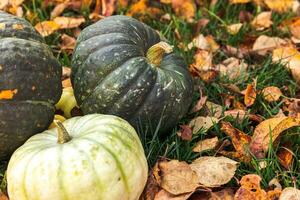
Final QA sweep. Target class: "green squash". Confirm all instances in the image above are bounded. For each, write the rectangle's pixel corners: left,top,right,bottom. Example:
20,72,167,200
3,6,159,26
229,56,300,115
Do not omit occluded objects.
7,114,148,200
0,11,62,160
71,15,193,133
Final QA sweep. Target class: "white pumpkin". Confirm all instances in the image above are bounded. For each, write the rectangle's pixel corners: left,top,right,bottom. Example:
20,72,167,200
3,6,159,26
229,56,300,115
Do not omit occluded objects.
7,114,148,200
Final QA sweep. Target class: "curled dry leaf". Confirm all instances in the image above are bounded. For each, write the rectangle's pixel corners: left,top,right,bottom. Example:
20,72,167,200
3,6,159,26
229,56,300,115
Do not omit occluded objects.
269,178,282,190
192,137,219,153
234,174,267,200
190,87,207,113
224,109,262,123
53,16,85,29
286,99,300,117
101,0,117,16
177,125,193,141
272,46,300,84
251,11,273,31
154,160,199,195
188,116,219,134
220,121,251,162
262,86,282,102
141,172,160,200
60,34,76,52
190,50,213,71
279,187,300,200
226,23,243,35
50,1,70,18
34,21,60,37
217,57,248,81
154,189,193,200
252,35,287,56
264,0,294,13
190,156,238,187
250,117,300,158
62,66,71,80
244,83,257,107
277,145,294,169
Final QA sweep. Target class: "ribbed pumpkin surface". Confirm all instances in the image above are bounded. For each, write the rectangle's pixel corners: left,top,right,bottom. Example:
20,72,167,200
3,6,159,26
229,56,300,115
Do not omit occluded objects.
71,15,193,133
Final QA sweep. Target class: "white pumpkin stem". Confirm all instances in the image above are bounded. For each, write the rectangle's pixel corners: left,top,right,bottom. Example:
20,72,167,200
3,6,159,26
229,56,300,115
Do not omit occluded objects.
54,120,71,144
146,41,173,66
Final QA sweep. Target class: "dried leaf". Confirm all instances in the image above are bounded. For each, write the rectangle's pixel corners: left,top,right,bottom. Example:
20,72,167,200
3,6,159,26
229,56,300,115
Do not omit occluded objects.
252,35,287,56
217,57,248,81
190,50,213,71
189,116,219,134
272,46,300,84
53,16,85,29
226,23,243,35
50,2,69,18
188,34,211,50
210,188,235,200
62,78,72,88
155,160,199,195
205,101,223,118
277,146,293,169
251,11,273,31
154,189,193,200
244,83,257,107
287,99,300,117
234,174,267,200
177,125,193,141
0,89,18,100
0,193,8,200
141,172,160,200
220,121,251,162
267,189,282,200
60,34,76,52
229,0,251,3
264,0,294,13
262,86,282,102
190,87,207,113
190,156,238,187
35,21,60,37
102,0,117,16
279,187,300,200
193,137,218,153
250,117,300,158
171,0,196,22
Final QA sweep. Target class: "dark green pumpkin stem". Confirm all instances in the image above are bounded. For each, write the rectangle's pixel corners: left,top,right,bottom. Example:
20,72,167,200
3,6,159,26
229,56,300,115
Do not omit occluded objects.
54,120,71,144
146,41,173,66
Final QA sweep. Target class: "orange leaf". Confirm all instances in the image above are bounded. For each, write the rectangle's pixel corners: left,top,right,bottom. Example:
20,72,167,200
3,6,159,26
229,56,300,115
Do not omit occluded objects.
62,78,72,88
35,21,60,37
0,192,8,200
264,0,294,13
0,89,18,100
53,16,85,29
244,83,256,107
171,0,196,22
277,146,293,169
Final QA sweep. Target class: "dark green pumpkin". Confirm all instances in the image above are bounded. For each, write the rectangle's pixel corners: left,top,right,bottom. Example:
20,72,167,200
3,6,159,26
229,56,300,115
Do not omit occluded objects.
0,11,62,160
71,15,193,133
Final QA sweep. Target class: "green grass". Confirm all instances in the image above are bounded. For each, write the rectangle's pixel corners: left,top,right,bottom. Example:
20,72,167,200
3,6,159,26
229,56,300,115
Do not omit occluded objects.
1,0,300,193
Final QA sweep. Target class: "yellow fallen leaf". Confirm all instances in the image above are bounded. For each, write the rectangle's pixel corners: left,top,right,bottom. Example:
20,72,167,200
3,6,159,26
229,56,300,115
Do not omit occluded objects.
154,160,199,195
171,0,196,22
251,11,273,31
217,57,248,81
244,83,256,107
187,34,219,52
192,137,218,153
190,156,238,187
0,89,18,100
53,16,85,29
226,23,243,35
279,187,300,200
205,101,223,118
190,50,212,71
264,0,294,13
262,86,282,102
252,35,287,56
35,21,60,37
229,0,251,3
272,46,300,84
250,117,300,158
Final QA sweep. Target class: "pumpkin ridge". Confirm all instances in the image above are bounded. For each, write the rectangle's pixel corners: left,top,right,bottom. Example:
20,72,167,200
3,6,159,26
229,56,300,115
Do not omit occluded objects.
80,138,130,194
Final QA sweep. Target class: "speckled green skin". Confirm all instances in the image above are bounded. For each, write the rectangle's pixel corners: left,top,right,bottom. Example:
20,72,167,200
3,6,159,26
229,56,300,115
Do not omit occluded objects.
71,15,193,133
0,11,62,160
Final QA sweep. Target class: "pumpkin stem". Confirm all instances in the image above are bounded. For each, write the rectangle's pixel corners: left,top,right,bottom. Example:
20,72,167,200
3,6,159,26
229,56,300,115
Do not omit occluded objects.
146,41,173,66
54,120,71,144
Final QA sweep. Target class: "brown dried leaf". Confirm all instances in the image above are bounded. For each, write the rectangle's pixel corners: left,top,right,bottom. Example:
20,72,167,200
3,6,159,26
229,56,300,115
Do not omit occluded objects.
205,101,223,118
244,83,257,107
0,192,8,200
252,35,288,56
50,1,69,18
262,86,282,102
226,23,243,35
210,188,235,200
190,50,213,71
53,16,85,29
154,189,193,200
101,0,117,16
267,189,282,200
272,46,300,84
234,174,267,200
217,57,248,81
141,172,160,200
193,137,218,153
190,156,238,187
229,0,251,3
251,11,273,31
60,34,76,52
171,0,196,22
155,160,199,195
34,21,60,37
177,125,193,141
190,87,207,113
189,116,219,134
277,146,294,170
287,99,300,117
250,117,300,158
279,187,300,200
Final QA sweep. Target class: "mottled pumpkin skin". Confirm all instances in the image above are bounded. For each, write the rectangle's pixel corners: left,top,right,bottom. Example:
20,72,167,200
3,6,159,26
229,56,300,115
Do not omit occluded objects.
7,114,148,200
71,15,193,133
0,11,62,160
